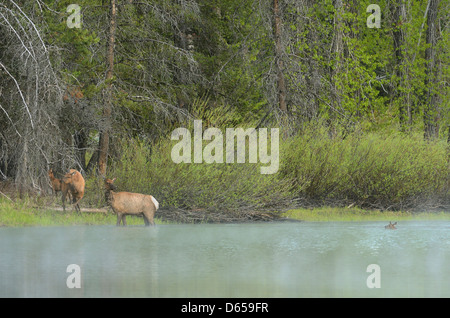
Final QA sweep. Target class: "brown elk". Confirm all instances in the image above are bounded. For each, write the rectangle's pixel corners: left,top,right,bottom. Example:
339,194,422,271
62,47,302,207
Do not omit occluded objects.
104,177,159,226
48,168,62,196
384,221,397,230
48,169,71,200
62,169,85,214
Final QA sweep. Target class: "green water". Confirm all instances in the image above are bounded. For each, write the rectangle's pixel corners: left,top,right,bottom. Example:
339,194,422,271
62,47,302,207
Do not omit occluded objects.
0,221,449,297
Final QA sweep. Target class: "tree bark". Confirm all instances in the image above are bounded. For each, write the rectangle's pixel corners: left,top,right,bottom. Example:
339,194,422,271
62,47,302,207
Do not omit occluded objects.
423,0,440,139
74,129,88,171
98,0,117,176
392,0,407,129
331,0,343,118
273,0,287,112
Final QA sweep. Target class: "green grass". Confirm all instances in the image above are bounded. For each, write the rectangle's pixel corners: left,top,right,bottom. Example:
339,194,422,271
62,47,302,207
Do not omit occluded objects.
0,199,164,227
283,207,450,222
2,197,449,227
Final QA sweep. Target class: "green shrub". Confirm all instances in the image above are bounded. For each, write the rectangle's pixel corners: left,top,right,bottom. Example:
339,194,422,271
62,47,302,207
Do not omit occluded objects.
83,123,448,214
280,125,448,210
84,137,293,214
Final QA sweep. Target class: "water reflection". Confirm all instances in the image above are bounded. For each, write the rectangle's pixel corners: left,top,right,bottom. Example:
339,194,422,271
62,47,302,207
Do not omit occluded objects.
0,221,449,297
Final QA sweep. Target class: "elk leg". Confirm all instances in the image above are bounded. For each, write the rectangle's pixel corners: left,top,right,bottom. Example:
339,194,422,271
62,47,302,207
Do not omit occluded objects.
116,213,123,226
143,214,150,226
71,196,83,214
143,210,154,226
62,191,67,212
122,215,127,226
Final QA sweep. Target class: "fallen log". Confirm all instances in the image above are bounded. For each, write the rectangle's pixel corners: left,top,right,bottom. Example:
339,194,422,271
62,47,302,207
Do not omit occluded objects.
155,207,285,223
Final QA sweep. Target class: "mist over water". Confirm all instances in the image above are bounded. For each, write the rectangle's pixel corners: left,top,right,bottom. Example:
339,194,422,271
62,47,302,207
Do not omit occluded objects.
0,221,449,297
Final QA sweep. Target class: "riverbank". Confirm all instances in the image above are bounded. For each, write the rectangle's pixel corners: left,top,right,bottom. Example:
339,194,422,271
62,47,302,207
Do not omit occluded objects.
1,198,449,227
0,199,156,227
283,207,450,222
1,125,448,226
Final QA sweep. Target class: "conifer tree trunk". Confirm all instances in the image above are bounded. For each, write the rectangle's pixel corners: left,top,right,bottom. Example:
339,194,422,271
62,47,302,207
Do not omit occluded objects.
332,0,344,115
273,0,287,112
98,0,116,175
392,0,407,129
423,0,440,139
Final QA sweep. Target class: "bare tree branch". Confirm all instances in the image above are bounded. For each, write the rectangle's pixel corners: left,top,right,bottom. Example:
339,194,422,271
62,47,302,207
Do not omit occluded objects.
0,61,34,129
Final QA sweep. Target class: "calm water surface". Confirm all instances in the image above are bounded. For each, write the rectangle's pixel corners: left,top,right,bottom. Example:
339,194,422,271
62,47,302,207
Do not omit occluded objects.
0,221,449,297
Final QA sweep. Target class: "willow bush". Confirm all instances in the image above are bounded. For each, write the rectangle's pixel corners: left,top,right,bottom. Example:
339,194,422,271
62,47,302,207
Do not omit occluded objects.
280,125,449,210
83,124,448,217
84,137,293,218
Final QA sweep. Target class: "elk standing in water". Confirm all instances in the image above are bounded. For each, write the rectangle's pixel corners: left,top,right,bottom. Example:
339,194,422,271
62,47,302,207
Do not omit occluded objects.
104,177,159,226
385,221,397,229
62,169,85,214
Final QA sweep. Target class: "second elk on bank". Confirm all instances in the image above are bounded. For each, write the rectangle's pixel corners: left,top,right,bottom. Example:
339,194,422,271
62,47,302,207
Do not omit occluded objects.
48,168,72,201
62,169,85,214
104,177,159,226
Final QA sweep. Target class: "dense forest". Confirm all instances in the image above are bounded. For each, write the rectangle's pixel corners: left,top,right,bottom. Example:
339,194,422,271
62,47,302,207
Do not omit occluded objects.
0,0,448,217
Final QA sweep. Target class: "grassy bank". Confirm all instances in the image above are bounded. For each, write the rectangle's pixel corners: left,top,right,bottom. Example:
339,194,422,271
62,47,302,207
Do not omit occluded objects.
1,197,449,227
0,199,164,227
283,207,450,222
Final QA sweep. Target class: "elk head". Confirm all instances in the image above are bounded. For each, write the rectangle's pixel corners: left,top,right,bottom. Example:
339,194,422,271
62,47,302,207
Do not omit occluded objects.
104,177,117,191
